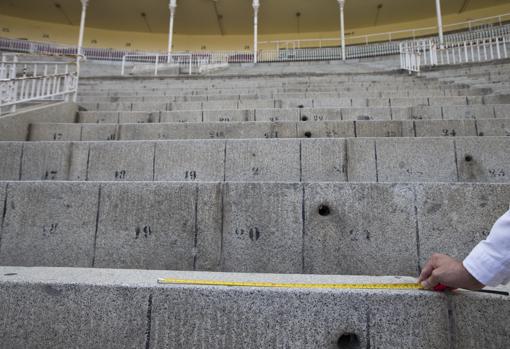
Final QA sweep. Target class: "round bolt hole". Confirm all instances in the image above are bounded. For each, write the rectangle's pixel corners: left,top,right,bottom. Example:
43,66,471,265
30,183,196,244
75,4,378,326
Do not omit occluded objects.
304,131,312,138
465,155,473,162
301,116,309,121
4,273,17,276
298,104,305,109
478,132,484,136
318,205,330,216
337,333,360,349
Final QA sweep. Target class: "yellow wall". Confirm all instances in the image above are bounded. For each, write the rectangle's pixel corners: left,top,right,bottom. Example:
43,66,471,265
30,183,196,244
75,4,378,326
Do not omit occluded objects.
1,3,510,51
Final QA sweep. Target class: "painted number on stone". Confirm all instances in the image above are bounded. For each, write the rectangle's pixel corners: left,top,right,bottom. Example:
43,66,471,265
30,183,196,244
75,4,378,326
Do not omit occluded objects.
185,171,197,180
115,170,127,180
348,229,371,242
135,225,152,239
209,131,225,139
442,129,457,137
219,117,231,122
234,227,261,241
252,167,260,176
489,169,506,178
264,131,279,138
42,223,59,237
43,170,58,180
313,115,324,121
53,133,63,141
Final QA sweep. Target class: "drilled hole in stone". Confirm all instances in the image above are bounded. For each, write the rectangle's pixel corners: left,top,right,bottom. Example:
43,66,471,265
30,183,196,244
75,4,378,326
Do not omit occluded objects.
301,116,309,121
465,155,473,162
337,333,360,349
318,205,330,216
298,104,304,109
4,273,17,276
304,131,312,138
478,132,484,136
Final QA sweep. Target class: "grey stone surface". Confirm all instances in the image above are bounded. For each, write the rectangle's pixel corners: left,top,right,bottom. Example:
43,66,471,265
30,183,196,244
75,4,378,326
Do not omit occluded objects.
414,120,477,137
78,111,119,124
300,108,343,122
256,108,299,122
376,138,457,182
415,183,510,266
87,142,155,181
390,97,429,107
494,104,510,119
21,142,72,180
203,109,254,122
301,139,348,182
408,106,442,120
304,183,418,275
356,121,406,137
0,280,148,348
0,182,98,267
297,121,355,138
451,292,510,349
456,138,510,183
0,267,457,349
0,102,77,141
131,102,168,112
346,138,377,182
225,139,300,181
313,98,352,108
160,110,202,123
154,140,225,181
28,123,81,141
341,107,392,121
118,111,159,123
81,124,118,141
442,105,495,120
171,101,202,111
221,183,303,273
429,96,468,106
476,119,510,136
95,183,201,270
237,99,275,109
0,142,22,180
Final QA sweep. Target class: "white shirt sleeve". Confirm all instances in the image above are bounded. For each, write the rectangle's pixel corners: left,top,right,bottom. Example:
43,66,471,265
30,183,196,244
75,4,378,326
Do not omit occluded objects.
463,209,510,287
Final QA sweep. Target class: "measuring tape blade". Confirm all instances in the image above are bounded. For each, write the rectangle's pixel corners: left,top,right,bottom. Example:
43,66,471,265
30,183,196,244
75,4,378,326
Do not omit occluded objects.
157,278,423,290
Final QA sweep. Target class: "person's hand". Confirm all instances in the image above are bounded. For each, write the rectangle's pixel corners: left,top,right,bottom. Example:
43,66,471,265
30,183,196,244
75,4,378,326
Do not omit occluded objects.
418,253,485,290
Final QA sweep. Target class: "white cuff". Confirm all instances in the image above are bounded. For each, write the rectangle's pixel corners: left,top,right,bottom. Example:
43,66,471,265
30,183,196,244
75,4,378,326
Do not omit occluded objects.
463,242,508,287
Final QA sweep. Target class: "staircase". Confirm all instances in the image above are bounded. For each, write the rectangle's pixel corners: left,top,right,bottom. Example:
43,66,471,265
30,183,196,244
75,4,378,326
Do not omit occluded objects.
0,61,509,348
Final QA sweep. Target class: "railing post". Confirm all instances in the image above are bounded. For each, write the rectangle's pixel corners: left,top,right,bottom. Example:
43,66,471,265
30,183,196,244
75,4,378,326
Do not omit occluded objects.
253,0,260,64
168,0,177,60
337,0,346,61
77,0,89,77
155,54,159,76
121,55,126,76
435,0,444,48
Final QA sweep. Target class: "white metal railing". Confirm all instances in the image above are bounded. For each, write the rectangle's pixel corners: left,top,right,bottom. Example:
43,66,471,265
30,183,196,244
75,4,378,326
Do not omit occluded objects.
259,12,510,49
0,55,78,115
120,53,230,76
2,13,510,65
400,35,510,73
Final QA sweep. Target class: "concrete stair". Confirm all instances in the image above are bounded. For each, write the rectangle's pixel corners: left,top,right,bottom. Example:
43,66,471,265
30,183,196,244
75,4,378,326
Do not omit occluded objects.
1,62,509,348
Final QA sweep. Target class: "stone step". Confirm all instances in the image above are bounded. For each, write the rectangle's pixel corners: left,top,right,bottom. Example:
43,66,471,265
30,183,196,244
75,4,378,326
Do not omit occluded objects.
78,105,510,123
0,182,508,274
1,137,509,183
78,95,508,112
77,88,484,101
3,267,508,348
28,118,510,142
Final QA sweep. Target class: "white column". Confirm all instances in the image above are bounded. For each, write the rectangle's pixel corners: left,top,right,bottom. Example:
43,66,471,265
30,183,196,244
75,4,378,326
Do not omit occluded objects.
435,0,444,47
77,0,89,76
253,0,260,64
168,0,177,59
338,0,346,61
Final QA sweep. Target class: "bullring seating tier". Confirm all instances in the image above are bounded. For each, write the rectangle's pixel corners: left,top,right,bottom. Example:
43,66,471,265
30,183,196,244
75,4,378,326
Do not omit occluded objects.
0,61,509,348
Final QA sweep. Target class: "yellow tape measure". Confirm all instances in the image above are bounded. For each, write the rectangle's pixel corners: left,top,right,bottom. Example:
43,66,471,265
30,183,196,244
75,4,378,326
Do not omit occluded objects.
157,278,423,290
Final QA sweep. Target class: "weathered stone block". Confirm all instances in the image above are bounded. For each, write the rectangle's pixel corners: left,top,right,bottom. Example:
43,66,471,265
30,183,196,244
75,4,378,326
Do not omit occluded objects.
203,109,254,122
225,139,300,181
415,183,510,265
297,121,355,138
376,138,457,182
476,119,510,136
456,138,510,183
414,120,477,137
87,142,155,181
0,182,98,267
21,142,72,180
221,183,302,273
154,140,225,181
301,139,348,182
28,123,81,141
0,142,22,180
81,124,118,141
304,183,418,275
160,111,202,123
